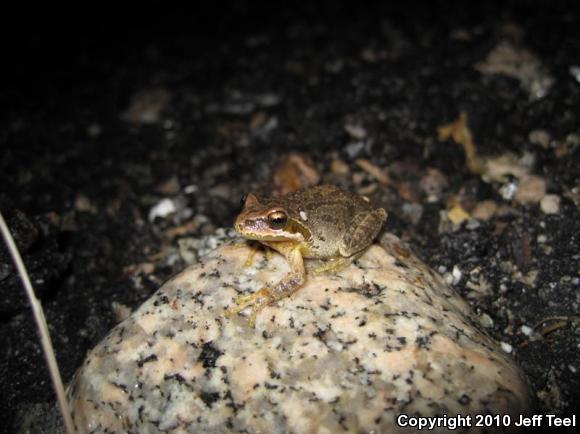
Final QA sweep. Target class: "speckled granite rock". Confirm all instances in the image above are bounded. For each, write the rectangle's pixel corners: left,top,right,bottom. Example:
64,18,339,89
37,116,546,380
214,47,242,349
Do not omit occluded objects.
67,233,532,433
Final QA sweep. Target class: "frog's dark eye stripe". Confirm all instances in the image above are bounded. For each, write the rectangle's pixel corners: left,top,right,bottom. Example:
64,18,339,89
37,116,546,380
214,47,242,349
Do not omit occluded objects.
267,211,288,229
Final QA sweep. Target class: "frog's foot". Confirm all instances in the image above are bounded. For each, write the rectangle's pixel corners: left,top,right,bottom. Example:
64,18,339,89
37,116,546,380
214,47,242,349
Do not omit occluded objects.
224,287,273,327
244,243,273,267
312,255,360,275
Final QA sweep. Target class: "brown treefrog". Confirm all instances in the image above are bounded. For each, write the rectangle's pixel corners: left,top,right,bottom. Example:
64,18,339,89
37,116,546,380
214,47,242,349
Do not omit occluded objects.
225,184,387,325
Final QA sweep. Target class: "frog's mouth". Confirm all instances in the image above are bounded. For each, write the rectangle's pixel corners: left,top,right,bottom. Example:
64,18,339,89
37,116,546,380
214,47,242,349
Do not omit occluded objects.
235,218,305,242
243,233,303,242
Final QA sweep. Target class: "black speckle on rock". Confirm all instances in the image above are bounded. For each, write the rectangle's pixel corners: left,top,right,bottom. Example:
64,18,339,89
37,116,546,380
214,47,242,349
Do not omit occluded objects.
153,295,170,306
415,331,437,349
191,291,205,307
110,381,128,393
393,260,409,269
137,354,158,367
198,341,223,368
314,327,327,342
200,391,221,408
164,373,186,385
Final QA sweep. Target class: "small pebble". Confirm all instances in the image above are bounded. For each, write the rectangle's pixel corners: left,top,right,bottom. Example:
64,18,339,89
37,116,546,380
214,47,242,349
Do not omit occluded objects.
528,129,551,149
87,123,102,138
499,180,519,201
570,65,580,83
345,141,365,158
255,93,281,107
514,175,546,205
540,194,561,214
478,313,494,328
520,325,533,336
472,200,498,220
122,87,171,124
74,194,96,213
452,265,463,285
149,198,177,221
330,158,350,176
475,41,554,99
466,219,481,230
401,202,423,225
183,184,198,194
344,123,367,140
500,342,513,354
156,176,180,195
111,302,132,323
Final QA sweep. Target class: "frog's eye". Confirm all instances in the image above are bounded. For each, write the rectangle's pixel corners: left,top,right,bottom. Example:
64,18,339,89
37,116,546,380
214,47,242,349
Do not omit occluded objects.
267,211,288,229
240,194,248,206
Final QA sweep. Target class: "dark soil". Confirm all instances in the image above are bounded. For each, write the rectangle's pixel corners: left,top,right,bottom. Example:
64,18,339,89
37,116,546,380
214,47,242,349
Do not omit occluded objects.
1,2,579,432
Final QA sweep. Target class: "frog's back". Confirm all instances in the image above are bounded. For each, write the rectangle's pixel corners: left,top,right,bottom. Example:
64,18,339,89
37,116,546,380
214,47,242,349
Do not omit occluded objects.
284,185,373,258
285,185,369,208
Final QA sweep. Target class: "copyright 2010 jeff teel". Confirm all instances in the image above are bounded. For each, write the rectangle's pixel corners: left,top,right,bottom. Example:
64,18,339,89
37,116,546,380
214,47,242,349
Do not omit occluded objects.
396,414,577,430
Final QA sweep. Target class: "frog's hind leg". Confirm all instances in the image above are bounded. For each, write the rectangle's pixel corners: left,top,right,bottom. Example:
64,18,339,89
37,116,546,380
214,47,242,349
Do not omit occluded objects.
339,208,387,257
314,208,387,275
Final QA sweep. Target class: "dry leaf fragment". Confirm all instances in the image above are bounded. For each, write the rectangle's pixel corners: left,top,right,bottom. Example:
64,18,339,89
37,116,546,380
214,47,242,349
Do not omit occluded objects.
438,112,485,174
273,153,320,195
330,158,350,176
448,204,470,225
355,158,391,185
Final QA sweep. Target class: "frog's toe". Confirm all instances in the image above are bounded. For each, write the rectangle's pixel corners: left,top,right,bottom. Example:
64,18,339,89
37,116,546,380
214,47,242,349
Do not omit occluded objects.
225,288,273,325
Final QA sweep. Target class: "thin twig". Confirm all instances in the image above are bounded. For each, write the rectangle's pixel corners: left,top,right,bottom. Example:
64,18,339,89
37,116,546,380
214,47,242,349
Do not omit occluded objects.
0,212,76,434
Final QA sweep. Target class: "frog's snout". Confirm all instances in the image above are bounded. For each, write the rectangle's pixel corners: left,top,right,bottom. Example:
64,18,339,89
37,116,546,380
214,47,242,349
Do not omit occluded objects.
234,217,250,234
234,219,243,233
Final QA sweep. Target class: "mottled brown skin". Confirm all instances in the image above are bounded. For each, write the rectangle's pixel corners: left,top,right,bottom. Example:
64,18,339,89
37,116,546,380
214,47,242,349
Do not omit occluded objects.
225,184,387,325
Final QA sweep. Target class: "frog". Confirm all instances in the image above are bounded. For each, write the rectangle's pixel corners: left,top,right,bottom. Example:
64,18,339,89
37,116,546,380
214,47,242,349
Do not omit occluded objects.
225,184,387,326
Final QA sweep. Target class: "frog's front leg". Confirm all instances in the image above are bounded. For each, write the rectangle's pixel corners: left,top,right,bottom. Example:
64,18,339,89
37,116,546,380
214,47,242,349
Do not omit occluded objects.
225,241,306,326
243,241,273,267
